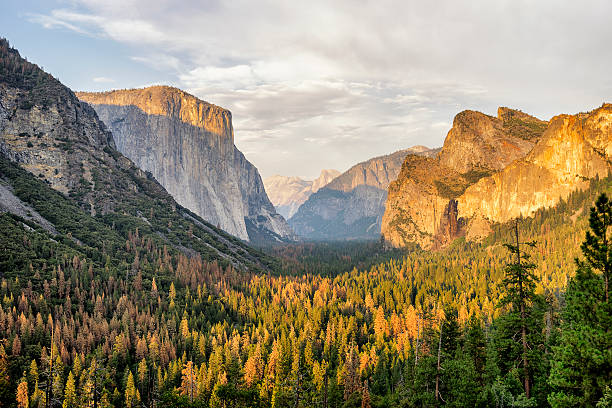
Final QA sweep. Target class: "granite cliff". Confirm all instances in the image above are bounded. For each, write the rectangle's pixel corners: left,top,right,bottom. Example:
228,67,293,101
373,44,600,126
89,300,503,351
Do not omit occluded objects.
264,169,340,219
0,38,275,270
382,108,548,249
77,87,295,243
290,146,439,240
458,104,612,228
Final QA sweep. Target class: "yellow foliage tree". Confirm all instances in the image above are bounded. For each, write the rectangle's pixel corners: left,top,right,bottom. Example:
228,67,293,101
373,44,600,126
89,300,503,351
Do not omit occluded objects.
180,360,198,402
16,374,28,408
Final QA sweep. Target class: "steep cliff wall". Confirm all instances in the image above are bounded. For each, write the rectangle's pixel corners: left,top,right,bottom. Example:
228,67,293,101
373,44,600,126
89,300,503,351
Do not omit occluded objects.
438,108,546,173
0,39,276,269
458,104,612,227
77,87,295,243
382,108,548,249
264,169,340,219
381,155,471,249
290,147,438,240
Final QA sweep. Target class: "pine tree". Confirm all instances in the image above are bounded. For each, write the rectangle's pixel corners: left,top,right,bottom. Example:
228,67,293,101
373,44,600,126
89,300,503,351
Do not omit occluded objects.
62,371,76,408
180,360,198,403
124,371,139,408
16,373,29,408
549,193,612,407
0,345,10,404
498,222,539,400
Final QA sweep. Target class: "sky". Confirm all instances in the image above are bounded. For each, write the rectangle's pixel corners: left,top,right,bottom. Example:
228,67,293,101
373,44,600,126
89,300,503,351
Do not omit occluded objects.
2,0,612,179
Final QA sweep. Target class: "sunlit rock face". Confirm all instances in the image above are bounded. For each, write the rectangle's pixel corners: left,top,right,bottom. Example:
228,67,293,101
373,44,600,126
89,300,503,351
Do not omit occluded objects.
78,86,295,243
290,146,439,240
264,169,340,219
382,108,551,249
458,104,612,224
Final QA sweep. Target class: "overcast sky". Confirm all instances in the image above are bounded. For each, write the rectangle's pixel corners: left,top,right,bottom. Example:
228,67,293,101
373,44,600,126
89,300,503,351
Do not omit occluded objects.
2,0,612,179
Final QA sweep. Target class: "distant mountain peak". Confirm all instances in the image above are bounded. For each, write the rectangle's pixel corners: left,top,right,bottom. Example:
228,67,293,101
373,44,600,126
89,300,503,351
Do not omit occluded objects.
263,169,340,220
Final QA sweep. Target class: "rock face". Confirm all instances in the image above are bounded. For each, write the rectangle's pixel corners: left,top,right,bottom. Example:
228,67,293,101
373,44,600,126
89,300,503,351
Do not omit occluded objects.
290,147,439,240
458,104,612,224
0,38,275,269
438,108,545,173
77,87,295,243
0,56,123,216
264,169,340,219
382,108,548,249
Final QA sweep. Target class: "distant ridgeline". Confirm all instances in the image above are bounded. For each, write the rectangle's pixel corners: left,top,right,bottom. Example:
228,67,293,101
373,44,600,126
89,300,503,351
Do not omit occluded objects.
289,146,439,241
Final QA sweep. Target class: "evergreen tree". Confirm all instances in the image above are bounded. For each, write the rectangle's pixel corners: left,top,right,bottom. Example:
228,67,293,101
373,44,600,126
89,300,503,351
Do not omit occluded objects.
549,193,612,407
124,371,140,408
0,345,10,405
16,373,29,408
497,222,541,400
62,372,76,408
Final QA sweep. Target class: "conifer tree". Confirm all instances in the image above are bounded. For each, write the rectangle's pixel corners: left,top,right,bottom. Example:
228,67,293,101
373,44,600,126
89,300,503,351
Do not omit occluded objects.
180,360,198,403
124,371,139,408
62,372,76,408
549,193,612,407
499,222,539,399
16,373,29,408
0,345,10,404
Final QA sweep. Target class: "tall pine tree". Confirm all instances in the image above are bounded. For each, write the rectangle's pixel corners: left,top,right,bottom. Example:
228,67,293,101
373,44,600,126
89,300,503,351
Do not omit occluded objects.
549,193,612,407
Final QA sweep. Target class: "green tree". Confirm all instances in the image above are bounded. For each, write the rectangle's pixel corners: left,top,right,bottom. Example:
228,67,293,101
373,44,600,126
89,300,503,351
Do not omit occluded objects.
498,222,540,400
124,371,140,408
62,371,76,408
549,194,612,407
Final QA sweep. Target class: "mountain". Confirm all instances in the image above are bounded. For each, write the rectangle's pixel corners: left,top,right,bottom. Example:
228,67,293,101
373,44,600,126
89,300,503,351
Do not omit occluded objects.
289,146,439,240
0,38,276,270
458,104,612,229
264,169,340,219
76,87,295,244
381,105,612,249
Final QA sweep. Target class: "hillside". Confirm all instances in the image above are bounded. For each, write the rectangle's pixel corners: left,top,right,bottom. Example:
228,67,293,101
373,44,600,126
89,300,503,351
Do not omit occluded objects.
0,38,276,272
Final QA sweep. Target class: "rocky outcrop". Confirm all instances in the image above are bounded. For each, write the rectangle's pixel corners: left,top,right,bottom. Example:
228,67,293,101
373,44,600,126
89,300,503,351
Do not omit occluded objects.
458,104,612,224
290,147,438,240
77,87,295,243
0,38,276,269
381,155,471,249
264,169,340,219
438,108,546,174
382,108,548,249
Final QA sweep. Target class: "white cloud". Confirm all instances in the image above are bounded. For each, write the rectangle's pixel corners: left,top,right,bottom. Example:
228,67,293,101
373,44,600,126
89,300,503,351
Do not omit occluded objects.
30,0,612,178
92,76,115,83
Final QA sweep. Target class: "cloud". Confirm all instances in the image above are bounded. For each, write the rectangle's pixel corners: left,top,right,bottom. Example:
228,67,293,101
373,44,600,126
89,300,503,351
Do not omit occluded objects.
30,0,612,178
92,76,115,83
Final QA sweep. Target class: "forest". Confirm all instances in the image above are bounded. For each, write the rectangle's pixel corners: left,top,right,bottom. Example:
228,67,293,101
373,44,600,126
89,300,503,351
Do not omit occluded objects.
1,146,612,408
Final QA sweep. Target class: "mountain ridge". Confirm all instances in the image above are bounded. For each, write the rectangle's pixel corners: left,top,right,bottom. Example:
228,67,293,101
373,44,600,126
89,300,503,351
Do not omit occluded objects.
264,169,340,219
382,105,611,249
0,38,275,270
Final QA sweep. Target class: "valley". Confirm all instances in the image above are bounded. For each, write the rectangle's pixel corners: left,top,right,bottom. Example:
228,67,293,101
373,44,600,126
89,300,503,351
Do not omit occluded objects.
0,27,611,408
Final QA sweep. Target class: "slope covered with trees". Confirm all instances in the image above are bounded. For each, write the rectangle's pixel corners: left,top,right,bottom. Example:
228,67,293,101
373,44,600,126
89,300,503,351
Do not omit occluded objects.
1,152,610,407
